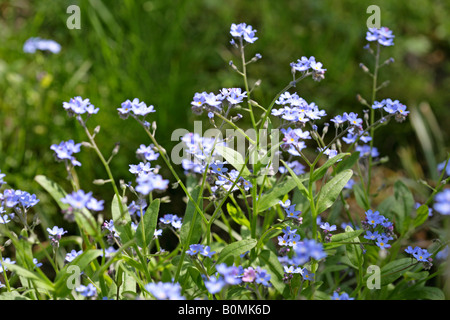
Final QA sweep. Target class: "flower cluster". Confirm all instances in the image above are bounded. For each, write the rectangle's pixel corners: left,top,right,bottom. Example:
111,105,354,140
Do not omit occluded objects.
1,188,40,211
366,27,395,46
186,244,216,258
102,220,120,245
277,225,301,249
50,140,82,167
117,98,155,119
405,246,433,270
280,127,311,156
75,283,97,298
230,22,258,44
47,226,67,247
61,189,104,211
210,165,252,194
23,37,61,54
159,213,182,229
65,249,83,262
63,96,99,117
190,88,247,117
279,238,327,282
331,291,354,300
180,133,226,174
290,56,327,81
145,281,185,300
272,92,327,124
362,210,394,250
372,98,409,122
128,144,168,196
204,263,271,294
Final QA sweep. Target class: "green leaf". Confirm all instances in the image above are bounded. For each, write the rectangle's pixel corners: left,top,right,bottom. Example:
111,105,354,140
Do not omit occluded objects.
35,175,98,236
392,180,415,234
413,204,429,228
257,177,298,213
54,249,103,297
257,249,290,298
136,199,160,249
0,292,30,300
343,226,364,268
112,194,133,243
280,160,309,199
379,258,417,286
325,229,364,249
353,183,370,211
214,239,257,268
215,145,251,177
226,202,250,229
397,286,445,300
180,185,203,246
335,151,360,173
3,262,54,292
311,153,350,182
34,175,70,209
316,169,353,214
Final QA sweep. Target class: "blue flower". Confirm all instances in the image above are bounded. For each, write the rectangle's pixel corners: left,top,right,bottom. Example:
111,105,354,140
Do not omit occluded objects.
255,267,271,286
356,144,379,158
145,281,185,300
365,209,382,227
412,247,431,262
375,235,392,249
0,214,11,224
216,263,243,285
65,249,83,262
210,162,228,175
320,222,337,232
76,283,97,297
136,144,160,162
366,27,395,46
284,204,301,219
204,275,226,294
23,37,61,54
293,239,327,265
364,230,380,241
63,96,98,116
344,112,363,127
33,258,43,268
230,23,258,44
331,291,354,300
433,189,450,215
61,190,103,211
135,172,169,195
118,98,155,119
301,268,315,281
47,226,67,247
159,214,182,229
186,244,204,256
437,161,450,177
50,140,82,166
0,257,16,273
0,170,6,186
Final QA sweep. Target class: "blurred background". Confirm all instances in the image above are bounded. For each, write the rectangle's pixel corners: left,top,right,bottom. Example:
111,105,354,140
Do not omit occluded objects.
0,0,449,222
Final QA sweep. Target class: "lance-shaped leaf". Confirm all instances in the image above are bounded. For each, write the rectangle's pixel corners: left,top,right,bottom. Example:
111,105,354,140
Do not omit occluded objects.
316,169,353,215
136,198,160,249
